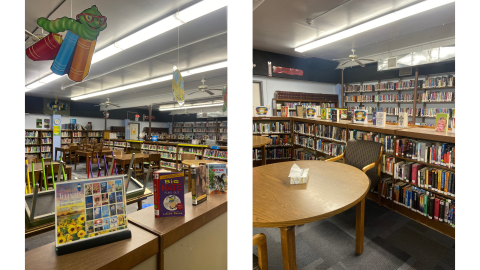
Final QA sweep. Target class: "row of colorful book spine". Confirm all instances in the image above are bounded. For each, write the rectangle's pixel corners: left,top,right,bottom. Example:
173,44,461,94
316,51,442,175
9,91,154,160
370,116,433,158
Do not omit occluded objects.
317,140,345,157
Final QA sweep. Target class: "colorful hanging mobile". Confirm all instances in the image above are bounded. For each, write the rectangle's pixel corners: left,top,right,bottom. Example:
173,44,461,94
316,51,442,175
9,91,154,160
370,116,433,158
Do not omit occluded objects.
172,67,185,107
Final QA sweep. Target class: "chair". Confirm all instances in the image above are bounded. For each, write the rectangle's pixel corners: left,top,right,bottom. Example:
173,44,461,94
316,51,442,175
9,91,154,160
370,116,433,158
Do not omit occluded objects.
144,154,161,180
44,163,66,190
253,233,268,270
68,146,78,165
181,153,196,190
133,157,144,180
325,140,383,191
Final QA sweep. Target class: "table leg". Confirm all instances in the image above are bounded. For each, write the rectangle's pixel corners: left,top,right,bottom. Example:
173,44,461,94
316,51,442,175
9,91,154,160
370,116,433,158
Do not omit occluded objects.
356,198,365,255
280,226,297,270
261,145,266,166
188,166,192,193
137,200,142,211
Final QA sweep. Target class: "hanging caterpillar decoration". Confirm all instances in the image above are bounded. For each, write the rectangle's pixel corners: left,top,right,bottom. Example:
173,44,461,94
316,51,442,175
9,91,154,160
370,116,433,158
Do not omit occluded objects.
37,5,107,41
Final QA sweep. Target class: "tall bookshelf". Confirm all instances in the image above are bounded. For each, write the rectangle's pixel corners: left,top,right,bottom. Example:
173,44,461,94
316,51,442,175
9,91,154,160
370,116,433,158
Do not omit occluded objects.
272,91,338,116
25,129,53,159
343,72,455,126
252,116,455,238
172,119,225,142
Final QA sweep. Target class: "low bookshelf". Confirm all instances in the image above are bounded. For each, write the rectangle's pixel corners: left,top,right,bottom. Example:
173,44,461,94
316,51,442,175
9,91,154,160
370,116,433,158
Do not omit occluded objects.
272,91,338,117
25,129,53,159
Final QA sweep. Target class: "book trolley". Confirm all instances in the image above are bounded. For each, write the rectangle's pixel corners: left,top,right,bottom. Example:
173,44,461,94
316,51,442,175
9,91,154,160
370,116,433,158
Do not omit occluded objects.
253,116,455,238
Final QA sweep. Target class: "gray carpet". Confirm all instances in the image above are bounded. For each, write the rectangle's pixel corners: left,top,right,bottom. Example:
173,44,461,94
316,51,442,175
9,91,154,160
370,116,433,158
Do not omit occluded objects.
253,199,455,270
25,160,190,252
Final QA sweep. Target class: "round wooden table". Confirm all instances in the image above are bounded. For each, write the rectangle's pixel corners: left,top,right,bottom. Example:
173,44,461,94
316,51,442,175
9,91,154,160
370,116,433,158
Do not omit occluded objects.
253,160,370,270
253,136,271,166
182,160,227,192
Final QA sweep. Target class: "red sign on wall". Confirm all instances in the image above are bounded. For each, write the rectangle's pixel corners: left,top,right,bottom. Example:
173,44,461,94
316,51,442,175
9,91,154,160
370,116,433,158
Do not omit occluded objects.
273,66,303,76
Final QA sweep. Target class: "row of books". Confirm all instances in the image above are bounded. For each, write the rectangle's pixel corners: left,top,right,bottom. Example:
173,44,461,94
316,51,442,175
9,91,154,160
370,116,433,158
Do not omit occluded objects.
72,132,85,137
61,138,72,144
424,76,455,88
253,148,292,160
294,123,315,135
88,132,103,137
25,131,39,138
317,141,345,157
294,149,317,160
41,152,52,158
72,138,82,143
394,163,455,196
294,135,315,149
416,108,455,118
114,141,129,147
396,139,455,168
25,146,51,153
25,138,39,145
204,149,228,159
160,161,182,171
42,132,52,137
158,146,177,152
61,131,71,137
184,123,194,127
348,130,395,153
41,138,52,144
266,135,291,147
160,153,177,160
219,128,228,133
417,91,454,102
253,122,291,134
179,147,203,155
345,94,415,102
317,125,347,142
380,179,455,226
61,123,84,130
173,123,183,127
220,122,228,127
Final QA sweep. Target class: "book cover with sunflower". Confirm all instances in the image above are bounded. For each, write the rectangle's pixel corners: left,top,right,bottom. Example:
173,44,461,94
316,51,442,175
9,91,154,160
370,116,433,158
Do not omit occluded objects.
55,176,129,248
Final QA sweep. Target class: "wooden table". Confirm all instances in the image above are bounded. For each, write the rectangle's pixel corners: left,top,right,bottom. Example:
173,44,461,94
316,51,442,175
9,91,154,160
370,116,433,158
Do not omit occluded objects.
25,223,159,270
105,153,150,174
25,188,153,238
181,160,227,192
54,146,70,161
128,193,227,270
27,162,72,191
253,135,272,166
76,148,113,173
253,161,369,270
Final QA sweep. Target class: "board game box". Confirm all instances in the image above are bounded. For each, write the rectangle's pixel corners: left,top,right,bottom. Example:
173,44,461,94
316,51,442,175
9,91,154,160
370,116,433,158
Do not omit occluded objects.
153,169,185,217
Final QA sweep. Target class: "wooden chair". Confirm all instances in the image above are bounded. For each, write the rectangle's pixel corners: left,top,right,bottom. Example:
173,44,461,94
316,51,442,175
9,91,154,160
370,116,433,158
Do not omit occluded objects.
144,154,161,180
326,140,383,192
68,146,78,165
44,163,66,190
253,233,268,270
133,157,144,180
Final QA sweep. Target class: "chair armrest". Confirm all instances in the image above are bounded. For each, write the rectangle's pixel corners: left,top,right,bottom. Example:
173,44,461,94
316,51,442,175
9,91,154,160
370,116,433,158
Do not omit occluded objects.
362,162,376,172
325,154,344,162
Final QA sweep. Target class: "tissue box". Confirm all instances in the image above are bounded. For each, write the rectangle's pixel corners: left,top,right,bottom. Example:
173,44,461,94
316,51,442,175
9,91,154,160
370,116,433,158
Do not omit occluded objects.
290,168,309,184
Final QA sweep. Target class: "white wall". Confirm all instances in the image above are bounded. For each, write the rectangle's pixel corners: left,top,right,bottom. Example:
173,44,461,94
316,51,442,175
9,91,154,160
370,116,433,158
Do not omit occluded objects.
253,76,337,116
25,114,51,129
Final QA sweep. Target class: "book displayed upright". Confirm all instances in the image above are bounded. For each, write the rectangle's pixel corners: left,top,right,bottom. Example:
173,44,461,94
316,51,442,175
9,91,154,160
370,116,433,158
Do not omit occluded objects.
372,112,377,125
376,112,386,127
296,105,304,118
398,112,408,128
207,163,228,195
281,106,288,117
153,170,185,217
330,109,339,122
435,114,449,133
353,109,368,124
191,165,207,205
254,106,269,117
305,107,316,118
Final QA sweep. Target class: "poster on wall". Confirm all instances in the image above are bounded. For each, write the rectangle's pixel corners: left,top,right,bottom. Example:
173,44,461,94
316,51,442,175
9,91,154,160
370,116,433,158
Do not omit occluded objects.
25,5,107,83
44,119,50,129
36,119,42,128
172,66,185,107
43,98,70,116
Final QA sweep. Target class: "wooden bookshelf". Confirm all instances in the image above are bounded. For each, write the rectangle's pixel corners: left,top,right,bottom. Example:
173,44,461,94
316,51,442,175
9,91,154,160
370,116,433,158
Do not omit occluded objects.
252,116,455,238
25,129,53,159
172,119,227,142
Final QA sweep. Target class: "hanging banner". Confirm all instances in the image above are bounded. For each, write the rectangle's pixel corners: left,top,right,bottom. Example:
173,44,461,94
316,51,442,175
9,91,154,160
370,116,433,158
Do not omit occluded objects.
26,5,107,82
222,85,227,112
172,66,185,107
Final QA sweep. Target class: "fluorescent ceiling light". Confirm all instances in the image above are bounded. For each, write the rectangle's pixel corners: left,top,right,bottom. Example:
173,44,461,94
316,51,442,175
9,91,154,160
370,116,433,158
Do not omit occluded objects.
295,0,455,52
25,0,227,90
159,103,223,111
71,61,227,100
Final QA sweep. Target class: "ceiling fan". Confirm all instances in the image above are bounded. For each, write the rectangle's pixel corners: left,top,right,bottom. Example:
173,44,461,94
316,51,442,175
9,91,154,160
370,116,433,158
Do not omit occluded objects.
333,49,374,67
187,77,224,96
95,98,120,108
169,109,191,116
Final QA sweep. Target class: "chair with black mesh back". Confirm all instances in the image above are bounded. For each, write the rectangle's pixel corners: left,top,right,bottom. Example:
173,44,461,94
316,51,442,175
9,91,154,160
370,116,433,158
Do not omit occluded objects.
253,233,268,270
326,140,383,192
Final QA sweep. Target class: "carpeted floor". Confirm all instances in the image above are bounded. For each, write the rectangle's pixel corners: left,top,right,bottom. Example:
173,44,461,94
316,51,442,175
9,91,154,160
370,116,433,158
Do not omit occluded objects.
253,199,455,270
25,161,190,252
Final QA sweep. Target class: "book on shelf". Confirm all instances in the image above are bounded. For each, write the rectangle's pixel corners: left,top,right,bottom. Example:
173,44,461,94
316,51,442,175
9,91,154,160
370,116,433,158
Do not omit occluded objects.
330,109,339,122
207,163,227,194
372,112,377,125
296,105,304,118
353,109,368,124
435,113,449,133
191,165,207,205
398,112,408,128
153,169,185,217
376,112,386,127
281,106,288,117
306,107,316,118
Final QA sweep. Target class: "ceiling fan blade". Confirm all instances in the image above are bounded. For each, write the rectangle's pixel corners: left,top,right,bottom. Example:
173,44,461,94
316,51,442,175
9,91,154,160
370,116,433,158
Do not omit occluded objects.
207,88,224,91
111,104,121,107
332,57,349,61
187,91,199,95
339,60,351,66
358,59,374,62
355,60,365,67
205,90,215,95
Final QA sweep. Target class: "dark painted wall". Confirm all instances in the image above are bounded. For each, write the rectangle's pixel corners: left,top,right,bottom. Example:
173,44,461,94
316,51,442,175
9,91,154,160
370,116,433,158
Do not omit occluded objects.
253,49,341,84
343,61,455,83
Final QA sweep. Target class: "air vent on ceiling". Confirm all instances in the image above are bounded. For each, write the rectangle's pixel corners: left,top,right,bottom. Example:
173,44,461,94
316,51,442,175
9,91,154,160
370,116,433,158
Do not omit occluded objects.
387,57,397,69
399,67,412,76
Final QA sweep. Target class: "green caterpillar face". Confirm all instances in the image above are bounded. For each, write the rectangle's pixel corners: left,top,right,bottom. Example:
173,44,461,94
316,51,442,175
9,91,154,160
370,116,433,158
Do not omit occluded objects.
76,5,107,32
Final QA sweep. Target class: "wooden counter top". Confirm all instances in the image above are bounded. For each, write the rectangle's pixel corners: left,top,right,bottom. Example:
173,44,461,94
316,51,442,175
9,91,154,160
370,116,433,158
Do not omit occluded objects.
25,224,158,270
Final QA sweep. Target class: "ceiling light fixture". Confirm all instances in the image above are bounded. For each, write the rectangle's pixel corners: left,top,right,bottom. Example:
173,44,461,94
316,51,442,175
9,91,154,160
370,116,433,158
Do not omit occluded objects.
295,0,455,52
25,0,227,91
159,103,223,111
71,61,227,100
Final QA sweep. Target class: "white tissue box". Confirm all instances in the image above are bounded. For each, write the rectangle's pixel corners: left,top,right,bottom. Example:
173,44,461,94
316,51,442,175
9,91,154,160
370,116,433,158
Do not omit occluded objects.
290,169,309,184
